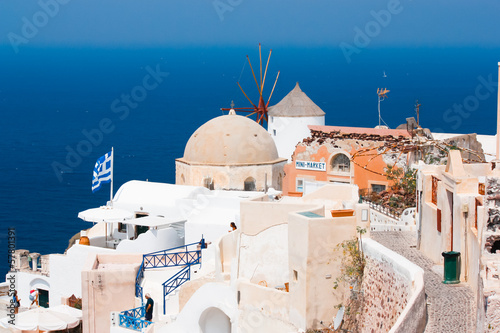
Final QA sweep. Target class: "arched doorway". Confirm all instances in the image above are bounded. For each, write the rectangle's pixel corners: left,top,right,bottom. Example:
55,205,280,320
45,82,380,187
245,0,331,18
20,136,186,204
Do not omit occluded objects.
244,177,256,191
199,307,231,333
30,278,50,308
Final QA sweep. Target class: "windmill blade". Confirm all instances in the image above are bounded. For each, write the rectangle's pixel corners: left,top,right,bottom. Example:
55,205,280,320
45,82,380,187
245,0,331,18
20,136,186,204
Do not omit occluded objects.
245,111,257,117
238,82,258,109
266,71,280,107
262,49,272,92
247,55,263,98
259,43,263,91
256,113,263,124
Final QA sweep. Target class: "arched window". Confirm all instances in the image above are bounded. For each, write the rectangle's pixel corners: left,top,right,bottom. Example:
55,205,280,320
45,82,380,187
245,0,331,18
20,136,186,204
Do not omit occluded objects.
203,177,214,190
331,154,350,173
244,177,256,191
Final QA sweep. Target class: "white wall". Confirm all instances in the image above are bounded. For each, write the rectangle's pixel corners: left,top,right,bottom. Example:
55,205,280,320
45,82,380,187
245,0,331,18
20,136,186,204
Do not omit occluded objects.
239,224,289,287
268,116,324,161
12,271,50,310
116,228,183,253
161,283,237,333
185,208,239,246
50,245,115,307
11,244,116,311
370,208,417,232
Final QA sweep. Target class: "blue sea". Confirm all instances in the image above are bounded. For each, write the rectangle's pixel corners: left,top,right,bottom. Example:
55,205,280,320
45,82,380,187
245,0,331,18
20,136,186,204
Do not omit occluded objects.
0,45,499,278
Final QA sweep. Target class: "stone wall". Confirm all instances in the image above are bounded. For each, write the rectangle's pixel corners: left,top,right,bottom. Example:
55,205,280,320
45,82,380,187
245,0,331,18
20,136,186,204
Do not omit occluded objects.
359,257,409,332
357,239,426,333
482,176,500,332
442,133,485,163
484,293,500,332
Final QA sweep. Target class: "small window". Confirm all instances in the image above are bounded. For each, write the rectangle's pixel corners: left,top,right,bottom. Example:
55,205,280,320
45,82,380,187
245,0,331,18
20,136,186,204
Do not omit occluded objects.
361,209,369,221
273,129,277,136
293,270,298,281
118,223,127,233
296,179,304,192
475,198,481,230
431,176,439,205
371,184,386,193
203,177,214,190
491,241,500,254
135,224,149,238
331,154,350,173
271,116,274,123
437,209,442,232
244,177,256,191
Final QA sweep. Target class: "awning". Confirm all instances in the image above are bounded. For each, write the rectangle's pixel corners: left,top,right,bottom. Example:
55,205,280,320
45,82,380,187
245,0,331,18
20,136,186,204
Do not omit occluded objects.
50,304,83,320
0,307,80,331
124,215,186,227
78,206,134,223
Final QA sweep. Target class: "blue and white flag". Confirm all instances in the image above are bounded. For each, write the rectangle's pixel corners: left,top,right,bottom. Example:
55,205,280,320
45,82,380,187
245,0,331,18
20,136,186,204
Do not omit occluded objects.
92,151,112,193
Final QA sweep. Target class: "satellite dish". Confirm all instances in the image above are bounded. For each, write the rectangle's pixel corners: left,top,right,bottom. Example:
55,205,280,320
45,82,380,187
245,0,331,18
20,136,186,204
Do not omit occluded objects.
333,306,345,330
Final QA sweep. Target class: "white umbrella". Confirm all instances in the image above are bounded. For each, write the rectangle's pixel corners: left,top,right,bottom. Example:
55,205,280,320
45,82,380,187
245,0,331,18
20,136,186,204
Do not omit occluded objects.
49,305,82,321
78,205,133,223
0,307,79,331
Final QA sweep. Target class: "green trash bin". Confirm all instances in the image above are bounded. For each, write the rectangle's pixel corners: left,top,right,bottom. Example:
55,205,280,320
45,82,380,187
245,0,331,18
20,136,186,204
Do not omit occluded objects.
442,251,461,284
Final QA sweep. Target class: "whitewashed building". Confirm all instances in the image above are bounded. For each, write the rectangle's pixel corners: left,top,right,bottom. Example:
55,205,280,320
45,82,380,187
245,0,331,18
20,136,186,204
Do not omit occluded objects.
267,83,325,161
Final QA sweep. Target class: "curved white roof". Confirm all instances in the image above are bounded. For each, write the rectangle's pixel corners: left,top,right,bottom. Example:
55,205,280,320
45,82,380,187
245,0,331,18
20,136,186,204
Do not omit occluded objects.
112,180,211,217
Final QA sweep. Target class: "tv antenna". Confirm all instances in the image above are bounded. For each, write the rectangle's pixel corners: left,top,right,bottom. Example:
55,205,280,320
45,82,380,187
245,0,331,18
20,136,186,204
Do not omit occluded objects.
376,88,390,128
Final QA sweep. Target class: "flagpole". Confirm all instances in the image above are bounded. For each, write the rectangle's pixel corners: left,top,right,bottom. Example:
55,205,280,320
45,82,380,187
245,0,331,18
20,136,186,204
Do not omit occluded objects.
110,147,114,206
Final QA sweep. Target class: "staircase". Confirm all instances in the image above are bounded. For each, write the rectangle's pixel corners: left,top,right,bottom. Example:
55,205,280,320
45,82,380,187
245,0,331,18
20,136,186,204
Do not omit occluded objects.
120,240,203,331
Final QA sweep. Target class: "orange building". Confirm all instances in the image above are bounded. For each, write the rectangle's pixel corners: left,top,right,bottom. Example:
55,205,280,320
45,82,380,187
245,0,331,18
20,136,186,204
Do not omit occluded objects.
283,125,412,195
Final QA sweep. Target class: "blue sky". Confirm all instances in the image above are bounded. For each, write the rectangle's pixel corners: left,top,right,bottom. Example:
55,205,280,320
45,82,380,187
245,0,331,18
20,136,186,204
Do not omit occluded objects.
1,0,500,49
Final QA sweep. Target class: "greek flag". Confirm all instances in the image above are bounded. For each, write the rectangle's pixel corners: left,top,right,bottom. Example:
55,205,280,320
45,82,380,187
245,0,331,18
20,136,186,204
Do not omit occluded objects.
92,151,112,193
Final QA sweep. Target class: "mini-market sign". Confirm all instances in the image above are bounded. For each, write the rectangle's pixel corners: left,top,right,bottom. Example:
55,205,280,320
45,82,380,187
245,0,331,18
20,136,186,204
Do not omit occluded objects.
295,160,326,171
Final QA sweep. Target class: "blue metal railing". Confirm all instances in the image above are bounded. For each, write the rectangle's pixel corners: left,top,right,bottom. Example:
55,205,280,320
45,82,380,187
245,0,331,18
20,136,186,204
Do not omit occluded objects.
134,239,205,316
162,265,190,314
118,305,152,331
143,249,201,269
143,242,201,269
135,262,144,300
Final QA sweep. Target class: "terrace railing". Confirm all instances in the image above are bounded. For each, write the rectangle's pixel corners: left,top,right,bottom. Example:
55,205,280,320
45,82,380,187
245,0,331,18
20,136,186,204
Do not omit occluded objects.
135,242,201,301
143,242,201,269
360,188,402,220
135,262,144,300
364,200,401,220
162,265,190,315
118,305,152,331
133,239,205,317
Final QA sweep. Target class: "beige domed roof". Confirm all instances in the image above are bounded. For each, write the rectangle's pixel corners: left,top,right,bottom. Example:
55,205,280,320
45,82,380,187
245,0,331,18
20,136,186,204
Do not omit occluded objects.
180,112,282,165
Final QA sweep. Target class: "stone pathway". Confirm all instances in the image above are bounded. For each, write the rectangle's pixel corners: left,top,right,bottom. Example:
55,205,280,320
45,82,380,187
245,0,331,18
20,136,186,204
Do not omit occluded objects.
371,231,476,333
